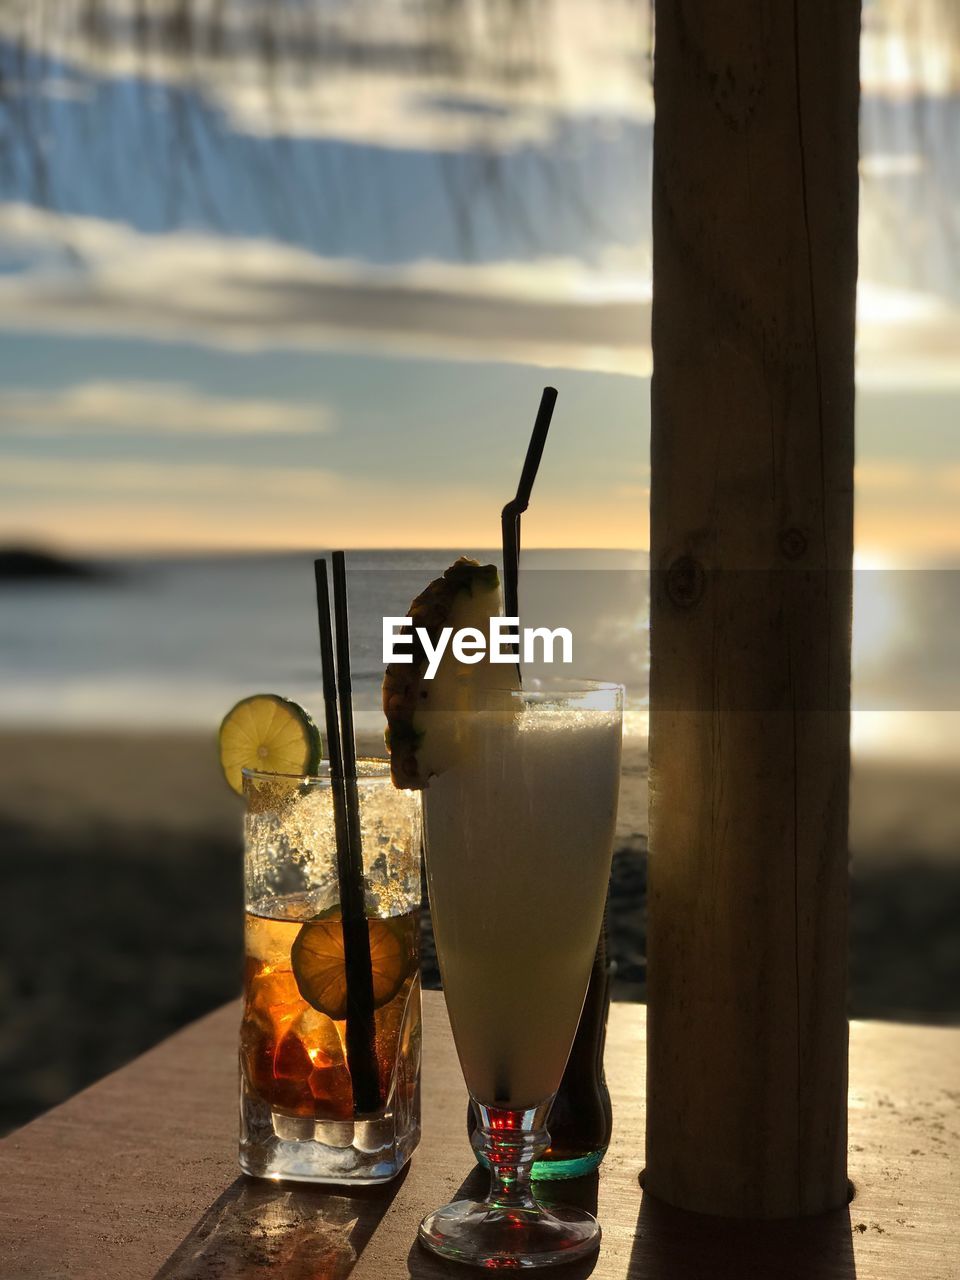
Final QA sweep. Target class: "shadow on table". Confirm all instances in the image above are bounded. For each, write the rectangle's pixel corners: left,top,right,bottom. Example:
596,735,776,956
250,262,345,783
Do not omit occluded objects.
628,1186,856,1279
406,1165,602,1277
155,1167,408,1280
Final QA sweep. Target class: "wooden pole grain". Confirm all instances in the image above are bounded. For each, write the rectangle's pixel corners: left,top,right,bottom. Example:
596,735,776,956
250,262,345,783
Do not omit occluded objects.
645,1,860,1217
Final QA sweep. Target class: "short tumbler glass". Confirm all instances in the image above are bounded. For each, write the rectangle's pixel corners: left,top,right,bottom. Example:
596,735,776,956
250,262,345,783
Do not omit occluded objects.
239,759,422,1184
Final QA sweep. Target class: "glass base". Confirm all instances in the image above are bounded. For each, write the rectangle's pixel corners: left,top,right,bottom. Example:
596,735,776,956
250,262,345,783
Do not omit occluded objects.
420,1101,601,1268
418,1199,600,1269
239,1079,419,1185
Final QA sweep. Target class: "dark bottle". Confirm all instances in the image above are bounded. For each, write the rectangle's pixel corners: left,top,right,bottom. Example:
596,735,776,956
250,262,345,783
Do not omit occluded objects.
468,907,613,1180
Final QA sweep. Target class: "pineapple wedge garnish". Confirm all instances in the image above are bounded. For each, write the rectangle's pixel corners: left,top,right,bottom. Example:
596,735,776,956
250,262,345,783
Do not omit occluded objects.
382,557,519,788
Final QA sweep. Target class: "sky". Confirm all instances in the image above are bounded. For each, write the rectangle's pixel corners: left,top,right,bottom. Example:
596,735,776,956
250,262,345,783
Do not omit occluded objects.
0,0,958,559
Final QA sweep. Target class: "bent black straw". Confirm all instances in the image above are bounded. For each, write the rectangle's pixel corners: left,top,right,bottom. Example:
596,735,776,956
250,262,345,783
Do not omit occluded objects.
493,387,557,1095
500,386,558,643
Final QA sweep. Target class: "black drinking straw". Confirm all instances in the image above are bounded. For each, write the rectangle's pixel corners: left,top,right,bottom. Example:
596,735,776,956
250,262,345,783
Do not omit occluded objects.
314,556,381,1114
500,386,558,646
332,552,359,782
331,552,376,1059
491,388,557,1102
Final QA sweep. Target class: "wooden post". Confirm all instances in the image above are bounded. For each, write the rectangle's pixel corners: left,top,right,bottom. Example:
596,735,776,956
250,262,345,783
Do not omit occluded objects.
645,2,860,1217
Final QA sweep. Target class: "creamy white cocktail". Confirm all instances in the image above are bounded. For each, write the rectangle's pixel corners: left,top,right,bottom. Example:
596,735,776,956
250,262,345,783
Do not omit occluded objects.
415,679,623,1267
381,558,624,1267
422,694,621,1110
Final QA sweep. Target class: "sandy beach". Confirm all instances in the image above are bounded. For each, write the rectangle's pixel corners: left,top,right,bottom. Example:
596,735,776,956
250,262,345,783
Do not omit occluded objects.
1,729,957,1135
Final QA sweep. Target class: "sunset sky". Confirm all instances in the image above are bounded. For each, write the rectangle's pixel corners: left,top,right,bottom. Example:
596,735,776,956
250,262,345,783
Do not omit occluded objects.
0,0,958,561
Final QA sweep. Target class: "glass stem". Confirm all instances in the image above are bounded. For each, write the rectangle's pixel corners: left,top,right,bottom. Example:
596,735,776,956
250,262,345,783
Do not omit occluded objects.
471,1100,552,1210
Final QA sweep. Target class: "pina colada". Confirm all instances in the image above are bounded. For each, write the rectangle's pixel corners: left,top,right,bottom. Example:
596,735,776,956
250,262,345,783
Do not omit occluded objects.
422,700,621,1109
382,558,624,1265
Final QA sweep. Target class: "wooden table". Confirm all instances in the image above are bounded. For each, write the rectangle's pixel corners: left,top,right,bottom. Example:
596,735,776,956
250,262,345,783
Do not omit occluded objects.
1,994,957,1279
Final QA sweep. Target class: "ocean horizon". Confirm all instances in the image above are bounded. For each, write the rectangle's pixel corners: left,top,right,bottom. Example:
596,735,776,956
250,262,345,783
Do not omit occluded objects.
1,547,957,763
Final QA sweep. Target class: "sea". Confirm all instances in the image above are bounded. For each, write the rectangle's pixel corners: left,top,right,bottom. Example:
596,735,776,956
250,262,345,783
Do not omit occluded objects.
1,549,957,762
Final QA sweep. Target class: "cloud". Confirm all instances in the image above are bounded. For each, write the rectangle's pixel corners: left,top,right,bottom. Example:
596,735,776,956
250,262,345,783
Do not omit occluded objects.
0,453,645,553
1,205,958,388
0,204,654,375
859,153,926,178
853,458,960,562
856,457,960,494
0,0,655,153
3,0,954,171
856,283,960,390
0,456,336,500
861,2,960,97
0,381,331,437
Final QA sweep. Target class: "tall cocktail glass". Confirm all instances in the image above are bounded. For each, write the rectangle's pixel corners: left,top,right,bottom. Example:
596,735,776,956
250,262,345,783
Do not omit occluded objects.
240,759,422,1184
418,680,623,1267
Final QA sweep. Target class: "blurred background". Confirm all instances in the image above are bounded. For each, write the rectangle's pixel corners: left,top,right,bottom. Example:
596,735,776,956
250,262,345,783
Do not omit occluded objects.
0,0,957,1135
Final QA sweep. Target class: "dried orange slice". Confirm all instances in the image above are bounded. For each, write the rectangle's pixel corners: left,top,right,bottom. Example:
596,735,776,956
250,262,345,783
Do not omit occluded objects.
290,913,411,1021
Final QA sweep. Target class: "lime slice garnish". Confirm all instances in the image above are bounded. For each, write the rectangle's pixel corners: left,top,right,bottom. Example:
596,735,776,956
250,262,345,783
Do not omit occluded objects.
291,912,411,1021
218,694,322,795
